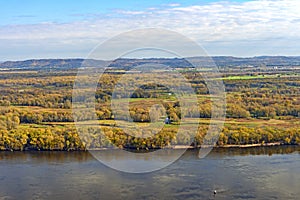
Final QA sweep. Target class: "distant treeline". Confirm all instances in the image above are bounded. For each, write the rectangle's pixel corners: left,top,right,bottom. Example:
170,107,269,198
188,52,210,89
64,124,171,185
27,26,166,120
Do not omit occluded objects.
1,57,300,70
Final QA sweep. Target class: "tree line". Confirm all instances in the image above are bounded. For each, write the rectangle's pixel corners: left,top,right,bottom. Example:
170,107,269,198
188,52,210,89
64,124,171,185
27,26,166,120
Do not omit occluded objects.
0,124,299,151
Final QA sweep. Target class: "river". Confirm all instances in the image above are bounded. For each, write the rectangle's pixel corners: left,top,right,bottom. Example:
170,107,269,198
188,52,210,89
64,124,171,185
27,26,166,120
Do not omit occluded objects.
0,146,299,200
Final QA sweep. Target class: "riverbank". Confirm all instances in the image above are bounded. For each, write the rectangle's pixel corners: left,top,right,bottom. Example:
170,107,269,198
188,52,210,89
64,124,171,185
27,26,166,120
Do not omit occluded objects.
216,142,284,148
169,142,295,149
3,142,297,152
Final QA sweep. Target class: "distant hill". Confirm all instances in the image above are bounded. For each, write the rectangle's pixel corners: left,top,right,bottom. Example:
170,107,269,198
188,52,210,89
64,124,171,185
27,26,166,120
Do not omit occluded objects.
210,56,300,67
0,59,85,70
1,56,300,70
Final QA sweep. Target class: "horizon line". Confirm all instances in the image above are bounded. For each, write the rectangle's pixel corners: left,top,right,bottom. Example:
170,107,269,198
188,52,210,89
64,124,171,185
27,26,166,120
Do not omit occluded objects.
2,55,300,62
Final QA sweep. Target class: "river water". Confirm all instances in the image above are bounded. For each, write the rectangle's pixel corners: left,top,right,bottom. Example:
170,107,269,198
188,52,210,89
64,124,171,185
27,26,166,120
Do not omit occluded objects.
0,146,299,200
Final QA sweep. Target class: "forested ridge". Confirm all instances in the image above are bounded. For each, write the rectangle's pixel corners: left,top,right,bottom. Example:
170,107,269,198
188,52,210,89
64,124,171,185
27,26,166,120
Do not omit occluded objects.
0,60,299,150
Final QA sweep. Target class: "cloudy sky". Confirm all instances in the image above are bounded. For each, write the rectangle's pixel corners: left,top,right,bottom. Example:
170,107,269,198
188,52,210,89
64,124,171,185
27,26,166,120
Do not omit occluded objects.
1,0,300,60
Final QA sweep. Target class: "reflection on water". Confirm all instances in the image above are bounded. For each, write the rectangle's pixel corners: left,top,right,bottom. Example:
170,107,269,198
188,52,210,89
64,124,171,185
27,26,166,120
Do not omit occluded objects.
0,146,299,200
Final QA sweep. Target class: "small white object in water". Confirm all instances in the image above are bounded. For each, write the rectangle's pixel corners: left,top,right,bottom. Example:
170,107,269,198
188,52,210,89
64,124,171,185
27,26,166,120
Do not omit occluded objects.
214,190,217,195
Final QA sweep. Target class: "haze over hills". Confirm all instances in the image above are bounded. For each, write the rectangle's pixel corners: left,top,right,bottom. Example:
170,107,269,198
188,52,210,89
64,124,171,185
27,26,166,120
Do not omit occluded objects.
0,56,300,71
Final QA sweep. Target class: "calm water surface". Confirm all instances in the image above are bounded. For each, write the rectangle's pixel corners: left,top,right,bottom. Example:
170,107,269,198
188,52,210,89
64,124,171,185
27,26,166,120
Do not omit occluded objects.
0,146,300,200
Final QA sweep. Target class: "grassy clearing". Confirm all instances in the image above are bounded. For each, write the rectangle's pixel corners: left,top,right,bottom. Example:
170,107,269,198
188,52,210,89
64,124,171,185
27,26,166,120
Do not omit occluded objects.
221,75,269,80
38,117,299,131
219,73,300,80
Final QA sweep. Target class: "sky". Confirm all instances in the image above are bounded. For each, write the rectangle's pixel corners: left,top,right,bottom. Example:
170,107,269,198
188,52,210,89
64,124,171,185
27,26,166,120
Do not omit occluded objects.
1,0,300,60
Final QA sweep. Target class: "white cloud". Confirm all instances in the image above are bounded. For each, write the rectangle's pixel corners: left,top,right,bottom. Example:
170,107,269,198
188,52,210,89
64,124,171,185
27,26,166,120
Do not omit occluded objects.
166,3,181,7
1,0,300,60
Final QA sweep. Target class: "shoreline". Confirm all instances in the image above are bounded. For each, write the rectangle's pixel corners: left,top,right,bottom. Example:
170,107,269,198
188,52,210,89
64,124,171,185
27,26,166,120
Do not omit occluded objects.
1,143,299,152
214,142,284,148
168,142,288,149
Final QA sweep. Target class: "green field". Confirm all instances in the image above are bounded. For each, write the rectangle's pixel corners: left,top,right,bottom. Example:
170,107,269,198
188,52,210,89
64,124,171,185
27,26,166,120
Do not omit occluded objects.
219,73,300,80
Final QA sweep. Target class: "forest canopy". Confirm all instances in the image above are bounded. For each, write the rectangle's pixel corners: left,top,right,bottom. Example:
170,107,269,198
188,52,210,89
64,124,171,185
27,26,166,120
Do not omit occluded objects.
0,62,299,150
